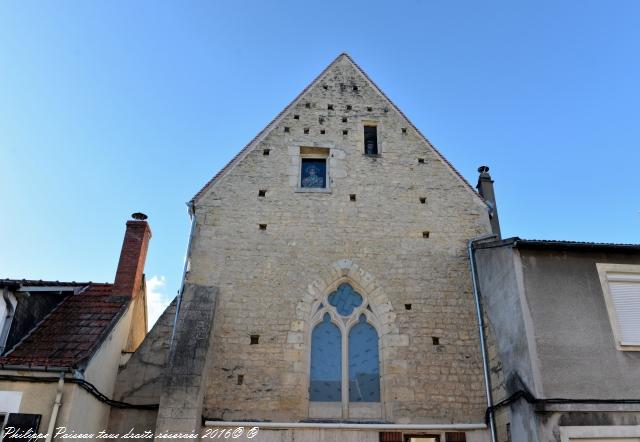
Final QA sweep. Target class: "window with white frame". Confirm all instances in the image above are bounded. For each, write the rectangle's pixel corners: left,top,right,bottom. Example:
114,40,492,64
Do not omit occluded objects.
309,283,380,408
596,263,640,351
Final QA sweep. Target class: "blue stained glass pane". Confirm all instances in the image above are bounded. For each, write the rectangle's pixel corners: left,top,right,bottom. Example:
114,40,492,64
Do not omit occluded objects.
310,313,342,402
328,283,363,317
301,159,326,188
348,315,380,402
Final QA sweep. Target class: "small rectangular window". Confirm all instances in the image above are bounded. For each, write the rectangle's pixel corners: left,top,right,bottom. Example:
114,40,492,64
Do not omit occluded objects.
364,125,378,155
301,158,327,189
597,264,640,350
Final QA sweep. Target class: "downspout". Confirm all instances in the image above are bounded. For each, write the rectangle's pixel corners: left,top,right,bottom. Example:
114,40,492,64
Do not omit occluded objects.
45,372,65,442
467,233,498,442
171,201,197,344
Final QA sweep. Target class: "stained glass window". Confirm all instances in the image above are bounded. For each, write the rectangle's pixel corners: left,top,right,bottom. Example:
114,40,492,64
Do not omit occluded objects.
309,284,380,407
348,314,380,402
301,158,326,188
309,313,342,401
328,283,363,316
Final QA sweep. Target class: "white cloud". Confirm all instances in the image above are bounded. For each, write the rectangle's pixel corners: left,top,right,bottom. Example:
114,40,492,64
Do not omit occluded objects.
146,275,172,328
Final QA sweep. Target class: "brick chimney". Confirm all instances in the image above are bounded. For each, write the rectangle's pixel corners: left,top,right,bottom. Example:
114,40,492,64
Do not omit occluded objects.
113,213,152,297
476,166,501,238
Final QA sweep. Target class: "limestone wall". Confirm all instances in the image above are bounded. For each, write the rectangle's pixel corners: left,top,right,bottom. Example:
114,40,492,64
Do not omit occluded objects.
189,56,492,423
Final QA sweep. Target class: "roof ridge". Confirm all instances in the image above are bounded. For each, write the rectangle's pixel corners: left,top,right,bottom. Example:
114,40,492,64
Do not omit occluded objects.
339,54,484,203
190,53,486,206
190,53,348,203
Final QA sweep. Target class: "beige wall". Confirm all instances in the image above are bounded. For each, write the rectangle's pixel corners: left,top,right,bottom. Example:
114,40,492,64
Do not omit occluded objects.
189,56,492,423
0,303,135,436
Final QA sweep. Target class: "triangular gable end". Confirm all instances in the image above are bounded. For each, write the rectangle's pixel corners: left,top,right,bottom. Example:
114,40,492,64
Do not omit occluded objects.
191,53,486,207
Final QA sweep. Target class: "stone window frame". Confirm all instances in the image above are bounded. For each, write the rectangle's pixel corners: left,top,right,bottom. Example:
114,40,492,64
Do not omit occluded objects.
295,146,332,193
596,263,640,351
560,425,640,441
307,277,383,420
358,120,384,157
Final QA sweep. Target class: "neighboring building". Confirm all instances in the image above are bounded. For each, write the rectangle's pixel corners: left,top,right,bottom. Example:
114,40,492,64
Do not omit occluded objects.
473,238,640,442
111,53,500,442
0,214,152,439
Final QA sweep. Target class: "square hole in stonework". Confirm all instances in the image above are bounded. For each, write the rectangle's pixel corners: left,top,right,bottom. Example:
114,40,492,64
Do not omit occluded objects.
328,104,334,110
304,128,309,134
320,129,325,134
342,130,348,135
346,105,352,111
250,335,260,345
305,102,311,108
258,190,266,197
367,106,372,112
422,231,430,238
237,374,244,385
342,117,347,123
432,337,440,345
349,194,356,201
263,148,270,156
402,127,407,134
353,85,358,91
259,224,267,231
405,303,412,310
419,197,426,204
418,158,425,164
293,114,299,120
284,127,290,133
322,85,328,90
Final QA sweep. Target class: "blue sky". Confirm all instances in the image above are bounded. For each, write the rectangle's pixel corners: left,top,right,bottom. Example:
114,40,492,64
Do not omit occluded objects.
1,1,639,325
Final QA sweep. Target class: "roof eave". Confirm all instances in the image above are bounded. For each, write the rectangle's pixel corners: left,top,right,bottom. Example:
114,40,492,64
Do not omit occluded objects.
189,53,487,208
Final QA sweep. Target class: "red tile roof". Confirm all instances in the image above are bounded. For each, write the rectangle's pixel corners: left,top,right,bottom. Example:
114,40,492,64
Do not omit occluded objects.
0,283,130,369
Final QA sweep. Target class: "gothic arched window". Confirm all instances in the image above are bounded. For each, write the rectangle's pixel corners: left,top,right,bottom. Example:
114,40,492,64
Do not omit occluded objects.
309,283,381,408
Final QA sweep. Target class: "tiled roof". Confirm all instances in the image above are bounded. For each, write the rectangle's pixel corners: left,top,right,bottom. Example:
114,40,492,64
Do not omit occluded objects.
0,283,129,369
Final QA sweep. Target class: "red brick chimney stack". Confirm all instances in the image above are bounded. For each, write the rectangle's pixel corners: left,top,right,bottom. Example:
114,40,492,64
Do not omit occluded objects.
113,213,152,297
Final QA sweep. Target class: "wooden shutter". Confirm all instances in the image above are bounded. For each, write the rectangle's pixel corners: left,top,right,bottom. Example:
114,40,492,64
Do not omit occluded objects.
379,432,403,442
608,274,640,345
446,432,467,442
2,414,41,440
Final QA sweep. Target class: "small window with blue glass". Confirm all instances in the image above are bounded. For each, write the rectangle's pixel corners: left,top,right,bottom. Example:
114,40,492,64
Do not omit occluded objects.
301,159,326,188
298,146,330,191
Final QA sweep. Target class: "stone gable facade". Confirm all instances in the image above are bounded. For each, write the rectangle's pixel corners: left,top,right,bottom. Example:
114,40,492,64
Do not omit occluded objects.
109,54,495,442
188,54,492,425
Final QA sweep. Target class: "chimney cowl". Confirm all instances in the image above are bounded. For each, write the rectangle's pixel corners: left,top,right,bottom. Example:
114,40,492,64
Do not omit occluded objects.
131,212,148,221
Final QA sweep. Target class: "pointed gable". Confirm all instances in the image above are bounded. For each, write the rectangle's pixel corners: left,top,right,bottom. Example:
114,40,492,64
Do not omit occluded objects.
191,53,484,206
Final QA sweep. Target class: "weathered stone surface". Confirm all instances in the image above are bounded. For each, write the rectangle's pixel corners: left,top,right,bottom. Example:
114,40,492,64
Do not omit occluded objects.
154,283,218,441
185,55,492,424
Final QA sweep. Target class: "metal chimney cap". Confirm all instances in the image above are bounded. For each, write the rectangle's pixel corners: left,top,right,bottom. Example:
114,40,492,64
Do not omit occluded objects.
131,212,148,221
478,165,490,174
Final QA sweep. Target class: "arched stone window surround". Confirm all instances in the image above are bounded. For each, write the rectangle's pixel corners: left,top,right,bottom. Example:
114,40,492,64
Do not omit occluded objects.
282,259,409,419
309,279,382,410
297,259,404,420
